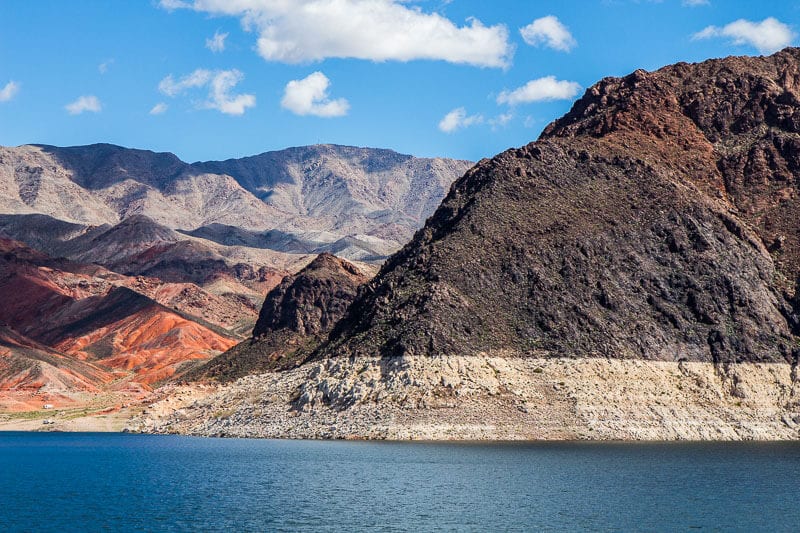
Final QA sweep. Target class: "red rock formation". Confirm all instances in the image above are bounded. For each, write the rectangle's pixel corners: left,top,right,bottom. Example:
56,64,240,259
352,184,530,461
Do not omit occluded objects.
55,304,236,384
0,237,238,400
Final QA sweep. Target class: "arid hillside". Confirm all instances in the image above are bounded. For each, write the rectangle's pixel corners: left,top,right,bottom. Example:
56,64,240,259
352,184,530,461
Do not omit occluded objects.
132,49,800,441
0,143,471,262
0,236,239,409
320,48,800,366
190,253,371,382
0,144,467,412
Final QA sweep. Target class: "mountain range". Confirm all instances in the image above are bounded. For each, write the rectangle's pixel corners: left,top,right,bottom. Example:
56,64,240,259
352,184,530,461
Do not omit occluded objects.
0,144,470,411
9,48,800,440
0,143,471,262
320,50,800,366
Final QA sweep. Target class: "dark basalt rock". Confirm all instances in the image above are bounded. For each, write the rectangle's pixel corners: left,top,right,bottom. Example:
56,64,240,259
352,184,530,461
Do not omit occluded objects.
190,253,369,381
252,253,367,338
316,48,800,365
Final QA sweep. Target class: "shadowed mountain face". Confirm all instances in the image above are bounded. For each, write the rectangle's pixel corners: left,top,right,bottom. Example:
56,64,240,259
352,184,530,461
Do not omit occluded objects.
190,253,370,382
252,253,371,338
318,48,800,365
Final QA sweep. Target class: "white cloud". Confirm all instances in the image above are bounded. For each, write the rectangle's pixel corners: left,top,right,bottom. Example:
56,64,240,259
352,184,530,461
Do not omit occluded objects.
158,68,256,115
281,72,349,118
497,76,581,106
0,81,20,102
158,0,512,68
206,30,228,52
98,59,114,74
65,95,102,114
682,0,709,6
489,112,513,129
205,70,256,115
150,102,168,115
520,16,576,52
438,107,483,133
159,0,190,9
692,17,795,54
158,69,212,97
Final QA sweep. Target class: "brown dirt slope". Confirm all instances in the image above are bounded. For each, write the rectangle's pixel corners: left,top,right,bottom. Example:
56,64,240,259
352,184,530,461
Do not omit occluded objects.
0,325,112,392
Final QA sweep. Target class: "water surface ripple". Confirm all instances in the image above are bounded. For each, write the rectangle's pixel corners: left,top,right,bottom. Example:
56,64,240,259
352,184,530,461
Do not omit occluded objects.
1,433,798,532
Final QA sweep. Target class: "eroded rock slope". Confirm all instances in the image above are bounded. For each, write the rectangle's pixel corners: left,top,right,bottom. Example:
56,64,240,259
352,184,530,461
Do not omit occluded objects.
320,48,800,366
0,143,471,261
190,253,371,382
0,143,466,410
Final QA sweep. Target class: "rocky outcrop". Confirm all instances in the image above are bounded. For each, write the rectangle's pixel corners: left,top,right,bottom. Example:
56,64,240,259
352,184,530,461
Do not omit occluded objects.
544,51,800,287
128,354,800,440
252,253,370,338
189,253,371,382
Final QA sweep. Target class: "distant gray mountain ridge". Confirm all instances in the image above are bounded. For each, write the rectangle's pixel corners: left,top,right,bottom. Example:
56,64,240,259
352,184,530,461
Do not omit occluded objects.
0,143,473,262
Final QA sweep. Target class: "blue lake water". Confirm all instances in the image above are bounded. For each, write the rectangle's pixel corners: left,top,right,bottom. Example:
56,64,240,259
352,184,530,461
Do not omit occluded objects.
0,433,799,532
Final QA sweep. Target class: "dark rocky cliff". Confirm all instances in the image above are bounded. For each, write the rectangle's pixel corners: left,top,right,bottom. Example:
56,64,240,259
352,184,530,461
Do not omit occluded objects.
317,48,800,365
191,253,369,381
252,253,368,338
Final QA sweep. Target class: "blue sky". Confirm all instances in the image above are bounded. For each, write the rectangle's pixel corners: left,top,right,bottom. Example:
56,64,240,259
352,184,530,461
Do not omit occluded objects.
0,1,798,163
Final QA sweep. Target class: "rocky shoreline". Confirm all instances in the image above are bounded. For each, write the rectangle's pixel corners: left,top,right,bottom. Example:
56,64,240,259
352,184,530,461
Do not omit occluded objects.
127,354,800,441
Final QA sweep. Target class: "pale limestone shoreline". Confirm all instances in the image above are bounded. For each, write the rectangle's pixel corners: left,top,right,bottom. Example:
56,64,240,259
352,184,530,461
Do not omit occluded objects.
126,354,800,441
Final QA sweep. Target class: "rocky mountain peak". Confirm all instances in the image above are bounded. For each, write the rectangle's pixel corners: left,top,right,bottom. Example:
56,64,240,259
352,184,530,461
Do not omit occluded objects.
189,253,370,382
32,143,187,191
302,252,364,277
316,48,800,366
253,253,369,338
543,47,800,144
